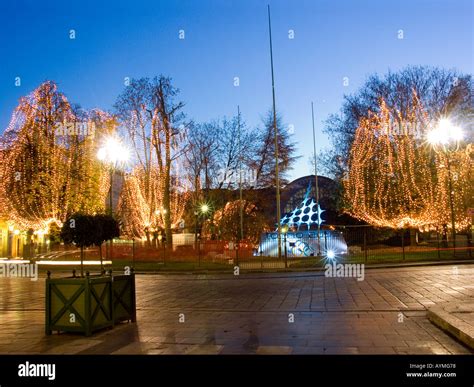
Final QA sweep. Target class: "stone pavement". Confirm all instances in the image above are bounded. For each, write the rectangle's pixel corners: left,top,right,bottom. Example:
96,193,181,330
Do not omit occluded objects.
428,301,474,349
0,264,473,354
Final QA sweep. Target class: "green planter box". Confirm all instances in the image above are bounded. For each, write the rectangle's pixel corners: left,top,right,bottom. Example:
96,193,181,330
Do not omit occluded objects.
45,272,136,336
112,274,137,324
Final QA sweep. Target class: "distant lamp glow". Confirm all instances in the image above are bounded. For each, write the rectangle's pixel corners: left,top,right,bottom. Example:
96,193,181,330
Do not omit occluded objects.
14,230,20,235
326,249,336,260
200,204,209,214
427,118,463,146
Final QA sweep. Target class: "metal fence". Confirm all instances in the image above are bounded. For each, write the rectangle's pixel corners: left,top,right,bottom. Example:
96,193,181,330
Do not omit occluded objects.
37,225,473,271
335,225,473,263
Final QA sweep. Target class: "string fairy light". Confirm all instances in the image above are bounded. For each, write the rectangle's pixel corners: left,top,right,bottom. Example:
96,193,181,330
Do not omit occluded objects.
117,164,189,238
343,91,472,231
0,82,111,232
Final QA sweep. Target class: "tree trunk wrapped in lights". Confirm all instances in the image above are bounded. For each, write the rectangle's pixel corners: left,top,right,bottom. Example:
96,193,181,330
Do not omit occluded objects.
344,92,451,231
0,81,111,232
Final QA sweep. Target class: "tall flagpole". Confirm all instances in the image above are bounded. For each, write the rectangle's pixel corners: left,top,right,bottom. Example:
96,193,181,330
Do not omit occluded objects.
238,105,243,266
267,4,282,261
311,102,321,256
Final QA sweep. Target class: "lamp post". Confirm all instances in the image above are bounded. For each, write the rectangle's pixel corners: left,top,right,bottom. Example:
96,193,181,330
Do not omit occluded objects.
194,210,199,253
237,105,243,267
195,203,209,266
97,135,130,214
97,135,129,258
427,118,463,257
282,224,288,268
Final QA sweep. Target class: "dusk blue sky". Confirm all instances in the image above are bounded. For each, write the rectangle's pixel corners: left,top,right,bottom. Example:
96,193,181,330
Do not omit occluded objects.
1,0,472,181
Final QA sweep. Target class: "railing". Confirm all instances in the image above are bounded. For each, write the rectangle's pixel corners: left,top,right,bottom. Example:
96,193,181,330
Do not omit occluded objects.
38,225,472,271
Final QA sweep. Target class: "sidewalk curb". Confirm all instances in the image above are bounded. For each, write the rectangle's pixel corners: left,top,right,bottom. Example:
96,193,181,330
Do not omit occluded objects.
428,304,474,350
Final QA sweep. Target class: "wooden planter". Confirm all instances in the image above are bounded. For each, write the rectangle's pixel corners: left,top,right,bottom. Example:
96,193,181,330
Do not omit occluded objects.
45,272,136,336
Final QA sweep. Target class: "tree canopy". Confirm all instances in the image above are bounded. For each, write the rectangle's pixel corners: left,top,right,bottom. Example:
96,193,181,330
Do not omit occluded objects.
321,66,473,179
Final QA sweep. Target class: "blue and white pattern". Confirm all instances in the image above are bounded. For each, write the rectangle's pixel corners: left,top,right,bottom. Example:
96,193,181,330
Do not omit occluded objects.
280,184,324,230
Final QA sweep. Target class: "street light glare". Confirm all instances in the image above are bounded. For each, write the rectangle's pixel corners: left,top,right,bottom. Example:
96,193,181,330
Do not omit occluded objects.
427,128,447,145
97,147,107,161
106,137,129,163
427,118,463,146
201,204,209,213
449,125,464,142
97,135,130,165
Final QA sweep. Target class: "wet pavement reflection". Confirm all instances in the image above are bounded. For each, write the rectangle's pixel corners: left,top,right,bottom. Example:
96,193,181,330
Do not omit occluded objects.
0,265,473,354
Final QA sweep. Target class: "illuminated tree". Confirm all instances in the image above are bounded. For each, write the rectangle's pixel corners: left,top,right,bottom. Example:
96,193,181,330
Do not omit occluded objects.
0,81,110,232
203,200,267,244
344,93,439,231
322,66,472,179
115,76,188,246
117,165,188,240
432,144,473,232
64,108,115,217
344,92,472,236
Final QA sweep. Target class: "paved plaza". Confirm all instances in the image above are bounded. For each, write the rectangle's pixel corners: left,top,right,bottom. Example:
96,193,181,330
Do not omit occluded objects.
0,264,473,354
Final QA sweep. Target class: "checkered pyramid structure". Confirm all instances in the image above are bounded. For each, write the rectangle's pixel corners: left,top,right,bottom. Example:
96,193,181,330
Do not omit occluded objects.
280,184,324,230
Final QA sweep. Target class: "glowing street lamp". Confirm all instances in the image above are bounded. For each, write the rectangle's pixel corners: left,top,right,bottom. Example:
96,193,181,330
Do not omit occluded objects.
200,204,209,214
195,203,211,236
97,135,129,215
194,202,212,266
97,136,130,166
97,135,129,260
427,118,464,147
427,118,463,256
